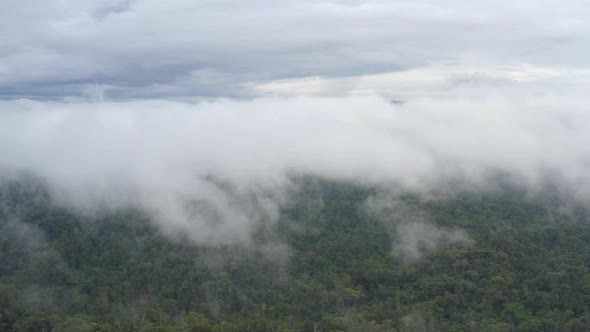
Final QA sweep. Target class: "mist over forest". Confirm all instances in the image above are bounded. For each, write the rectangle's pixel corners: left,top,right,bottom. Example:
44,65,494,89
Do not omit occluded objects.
1,95,589,246
2,0,590,331
2,94,590,332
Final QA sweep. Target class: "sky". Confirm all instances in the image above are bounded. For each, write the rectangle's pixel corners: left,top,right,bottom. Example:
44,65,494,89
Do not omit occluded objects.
1,1,590,247
2,0,590,100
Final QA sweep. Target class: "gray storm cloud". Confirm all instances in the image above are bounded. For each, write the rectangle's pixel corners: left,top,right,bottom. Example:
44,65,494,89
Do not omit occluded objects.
0,94,589,245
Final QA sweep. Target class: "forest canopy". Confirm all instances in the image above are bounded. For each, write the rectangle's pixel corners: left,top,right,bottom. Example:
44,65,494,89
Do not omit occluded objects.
1,178,589,331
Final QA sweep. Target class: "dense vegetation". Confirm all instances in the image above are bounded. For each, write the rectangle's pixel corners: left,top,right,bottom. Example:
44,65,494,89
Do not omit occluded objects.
1,178,590,331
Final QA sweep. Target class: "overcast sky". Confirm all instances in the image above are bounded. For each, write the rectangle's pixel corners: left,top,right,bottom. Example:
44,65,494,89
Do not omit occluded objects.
2,0,589,100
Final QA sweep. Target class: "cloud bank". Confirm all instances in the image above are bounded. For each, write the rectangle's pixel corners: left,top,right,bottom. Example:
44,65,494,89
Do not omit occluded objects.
0,94,589,245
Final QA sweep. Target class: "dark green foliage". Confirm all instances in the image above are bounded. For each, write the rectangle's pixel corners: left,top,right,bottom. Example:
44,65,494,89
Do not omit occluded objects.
1,178,590,331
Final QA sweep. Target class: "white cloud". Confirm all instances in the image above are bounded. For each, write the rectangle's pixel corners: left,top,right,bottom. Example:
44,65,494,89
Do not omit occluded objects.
251,62,590,98
0,94,589,245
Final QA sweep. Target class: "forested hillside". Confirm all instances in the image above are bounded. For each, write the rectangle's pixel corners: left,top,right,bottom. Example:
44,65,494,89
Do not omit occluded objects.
1,178,590,331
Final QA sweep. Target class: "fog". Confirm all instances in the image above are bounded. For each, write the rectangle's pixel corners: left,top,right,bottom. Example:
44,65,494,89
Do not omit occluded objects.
365,194,472,262
0,94,588,245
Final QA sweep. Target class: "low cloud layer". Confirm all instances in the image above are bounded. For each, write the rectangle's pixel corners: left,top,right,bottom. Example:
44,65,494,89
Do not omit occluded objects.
0,94,589,245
